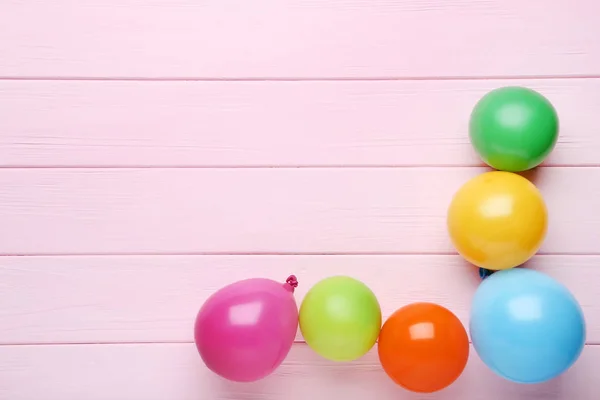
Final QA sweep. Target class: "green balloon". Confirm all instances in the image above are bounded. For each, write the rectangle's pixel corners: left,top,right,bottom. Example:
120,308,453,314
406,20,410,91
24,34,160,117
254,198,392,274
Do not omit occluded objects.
469,86,559,172
299,276,381,361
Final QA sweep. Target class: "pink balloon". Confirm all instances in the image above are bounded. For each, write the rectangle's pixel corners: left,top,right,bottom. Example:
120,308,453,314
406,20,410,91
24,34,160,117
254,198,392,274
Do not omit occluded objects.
194,275,299,382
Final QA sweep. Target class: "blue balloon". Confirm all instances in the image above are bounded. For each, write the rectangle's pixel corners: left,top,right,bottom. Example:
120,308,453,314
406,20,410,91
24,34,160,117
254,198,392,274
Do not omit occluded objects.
470,268,585,384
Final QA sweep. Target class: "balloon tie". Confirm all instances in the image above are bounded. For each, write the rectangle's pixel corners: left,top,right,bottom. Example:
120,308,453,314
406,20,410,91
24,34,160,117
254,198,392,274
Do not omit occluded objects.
285,275,298,292
479,268,494,280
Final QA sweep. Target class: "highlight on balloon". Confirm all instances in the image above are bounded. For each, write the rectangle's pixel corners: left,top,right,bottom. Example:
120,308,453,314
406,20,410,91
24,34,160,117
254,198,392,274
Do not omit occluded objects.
192,86,586,393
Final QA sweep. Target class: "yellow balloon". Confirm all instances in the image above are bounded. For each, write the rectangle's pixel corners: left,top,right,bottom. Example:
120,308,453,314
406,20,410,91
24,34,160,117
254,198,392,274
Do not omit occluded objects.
447,171,547,270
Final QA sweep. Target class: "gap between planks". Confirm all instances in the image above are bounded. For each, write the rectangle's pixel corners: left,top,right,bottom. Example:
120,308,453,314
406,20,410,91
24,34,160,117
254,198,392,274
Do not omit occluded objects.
1,165,600,170
1,341,599,347
3,74,600,82
4,251,600,257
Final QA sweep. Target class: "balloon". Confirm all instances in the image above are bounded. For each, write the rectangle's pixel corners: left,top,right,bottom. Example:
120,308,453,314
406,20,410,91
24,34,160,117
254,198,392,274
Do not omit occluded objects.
299,276,381,361
378,302,469,393
194,275,299,382
447,171,547,270
470,268,586,384
469,86,559,172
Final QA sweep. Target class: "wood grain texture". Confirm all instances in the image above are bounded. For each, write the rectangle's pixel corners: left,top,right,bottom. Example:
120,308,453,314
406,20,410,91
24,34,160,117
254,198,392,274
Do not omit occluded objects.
1,79,599,167
0,255,597,345
1,0,599,78
0,343,597,400
3,1,600,398
0,167,597,255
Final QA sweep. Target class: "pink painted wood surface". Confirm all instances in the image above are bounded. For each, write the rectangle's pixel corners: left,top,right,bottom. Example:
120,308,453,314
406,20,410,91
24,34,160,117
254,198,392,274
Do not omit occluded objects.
0,255,597,345
1,1,599,78
1,79,600,167
2,0,599,398
0,167,597,255
0,343,597,400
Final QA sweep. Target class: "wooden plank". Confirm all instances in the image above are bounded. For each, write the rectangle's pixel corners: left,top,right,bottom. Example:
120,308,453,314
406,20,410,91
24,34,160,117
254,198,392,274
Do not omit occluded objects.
0,255,597,344
0,167,597,255
1,79,598,167
0,1,598,78
0,343,597,400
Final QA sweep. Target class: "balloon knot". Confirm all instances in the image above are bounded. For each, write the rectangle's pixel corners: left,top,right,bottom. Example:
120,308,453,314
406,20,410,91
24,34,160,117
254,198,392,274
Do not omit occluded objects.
479,268,494,280
285,275,298,292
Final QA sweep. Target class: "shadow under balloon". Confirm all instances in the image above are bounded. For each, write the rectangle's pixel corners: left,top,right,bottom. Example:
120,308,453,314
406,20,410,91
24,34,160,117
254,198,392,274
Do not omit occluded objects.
518,166,543,185
206,348,397,399
455,256,487,287
469,161,549,186
517,161,563,189
474,369,567,400
205,346,572,400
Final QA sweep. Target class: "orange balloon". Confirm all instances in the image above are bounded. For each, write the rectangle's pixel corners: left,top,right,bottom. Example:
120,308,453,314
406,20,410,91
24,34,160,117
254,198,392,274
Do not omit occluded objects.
378,302,469,393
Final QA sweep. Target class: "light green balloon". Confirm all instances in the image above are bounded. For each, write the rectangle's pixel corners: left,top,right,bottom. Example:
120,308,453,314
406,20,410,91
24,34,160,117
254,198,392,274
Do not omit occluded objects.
299,276,382,361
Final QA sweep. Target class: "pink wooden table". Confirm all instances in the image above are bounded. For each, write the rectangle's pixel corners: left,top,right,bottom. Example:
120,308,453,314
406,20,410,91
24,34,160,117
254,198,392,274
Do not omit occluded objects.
1,1,599,399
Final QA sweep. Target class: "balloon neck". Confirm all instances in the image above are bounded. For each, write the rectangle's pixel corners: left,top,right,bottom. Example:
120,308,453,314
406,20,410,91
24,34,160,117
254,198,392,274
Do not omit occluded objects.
479,268,494,280
284,275,298,293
